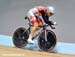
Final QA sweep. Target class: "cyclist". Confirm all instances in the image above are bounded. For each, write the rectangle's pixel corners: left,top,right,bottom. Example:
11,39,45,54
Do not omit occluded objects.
25,6,56,44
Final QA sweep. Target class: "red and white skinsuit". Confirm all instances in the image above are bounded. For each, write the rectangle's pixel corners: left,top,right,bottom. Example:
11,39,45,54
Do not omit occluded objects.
27,6,47,24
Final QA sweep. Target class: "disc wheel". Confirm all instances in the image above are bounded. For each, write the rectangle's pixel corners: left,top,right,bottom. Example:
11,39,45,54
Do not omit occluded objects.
38,30,57,52
13,27,29,48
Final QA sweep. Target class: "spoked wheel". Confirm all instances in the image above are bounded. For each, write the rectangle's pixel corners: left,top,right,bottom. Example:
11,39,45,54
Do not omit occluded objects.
13,27,29,48
38,30,57,52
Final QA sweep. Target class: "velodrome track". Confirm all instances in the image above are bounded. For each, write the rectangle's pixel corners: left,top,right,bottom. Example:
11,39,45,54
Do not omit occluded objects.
0,46,75,57
0,35,75,57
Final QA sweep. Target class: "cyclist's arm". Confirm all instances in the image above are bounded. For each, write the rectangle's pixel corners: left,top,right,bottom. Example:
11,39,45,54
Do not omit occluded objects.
42,15,54,25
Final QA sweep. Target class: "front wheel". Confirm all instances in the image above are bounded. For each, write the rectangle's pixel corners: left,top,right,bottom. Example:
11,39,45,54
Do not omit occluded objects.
38,30,57,52
13,27,29,48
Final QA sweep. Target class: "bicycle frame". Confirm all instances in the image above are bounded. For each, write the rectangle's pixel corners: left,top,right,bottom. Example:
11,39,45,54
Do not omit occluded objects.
13,16,57,51
25,16,50,41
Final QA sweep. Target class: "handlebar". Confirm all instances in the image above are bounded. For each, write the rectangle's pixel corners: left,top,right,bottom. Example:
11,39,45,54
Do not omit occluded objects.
38,24,49,27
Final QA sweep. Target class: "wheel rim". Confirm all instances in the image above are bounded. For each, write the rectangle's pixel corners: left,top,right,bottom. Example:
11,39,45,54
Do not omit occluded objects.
38,30,56,51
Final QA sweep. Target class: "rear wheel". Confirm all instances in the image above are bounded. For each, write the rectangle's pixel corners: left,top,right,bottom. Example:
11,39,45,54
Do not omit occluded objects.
13,27,29,48
38,30,57,52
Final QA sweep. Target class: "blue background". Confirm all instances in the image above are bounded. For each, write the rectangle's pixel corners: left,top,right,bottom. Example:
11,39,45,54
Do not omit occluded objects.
0,35,75,54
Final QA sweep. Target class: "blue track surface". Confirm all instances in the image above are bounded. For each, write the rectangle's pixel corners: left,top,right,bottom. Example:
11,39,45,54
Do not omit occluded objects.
0,35,75,54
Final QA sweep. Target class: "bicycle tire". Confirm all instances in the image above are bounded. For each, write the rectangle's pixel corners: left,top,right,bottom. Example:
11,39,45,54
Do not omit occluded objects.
13,27,29,48
38,30,57,52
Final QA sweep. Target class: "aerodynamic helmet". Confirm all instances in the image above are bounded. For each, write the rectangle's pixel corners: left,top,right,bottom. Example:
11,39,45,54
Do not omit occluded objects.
47,6,55,14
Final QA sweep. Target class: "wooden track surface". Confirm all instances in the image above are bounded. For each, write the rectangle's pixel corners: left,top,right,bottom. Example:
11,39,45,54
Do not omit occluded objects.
0,46,75,57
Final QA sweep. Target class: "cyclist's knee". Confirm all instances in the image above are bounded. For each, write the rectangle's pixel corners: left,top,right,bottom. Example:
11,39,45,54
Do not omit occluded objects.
33,22,39,27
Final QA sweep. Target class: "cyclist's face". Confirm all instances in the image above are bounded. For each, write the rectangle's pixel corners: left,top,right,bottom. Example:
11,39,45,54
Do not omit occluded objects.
46,10,54,16
47,12,54,16
49,12,54,16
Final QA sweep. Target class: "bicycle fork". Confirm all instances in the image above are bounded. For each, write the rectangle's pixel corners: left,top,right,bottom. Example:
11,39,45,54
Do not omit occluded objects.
45,30,47,42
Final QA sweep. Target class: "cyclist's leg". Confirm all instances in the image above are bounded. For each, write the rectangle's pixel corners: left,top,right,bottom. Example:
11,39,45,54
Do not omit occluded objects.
30,18,43,36
30,17,43,35
36,18,43,30
27,10,38,43
30,19,39,36
27,16,39,43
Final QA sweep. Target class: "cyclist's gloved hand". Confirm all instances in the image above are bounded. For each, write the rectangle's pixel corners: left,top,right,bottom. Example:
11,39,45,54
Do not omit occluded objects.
53,22,57,25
